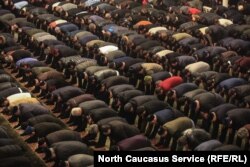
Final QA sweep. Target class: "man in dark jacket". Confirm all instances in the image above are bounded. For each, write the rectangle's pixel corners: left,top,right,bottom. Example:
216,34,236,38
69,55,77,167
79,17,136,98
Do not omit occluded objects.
38,130,82,150
177,128,211,151
110,134,151,151
123,95,158,124
146,108,184,139
43,141,89,166
61,154,94,167
100,120,140,147
136,100,168,133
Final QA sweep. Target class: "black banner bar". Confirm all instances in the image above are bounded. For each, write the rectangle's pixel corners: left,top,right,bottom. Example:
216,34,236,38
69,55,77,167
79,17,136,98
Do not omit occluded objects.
94,151,250,167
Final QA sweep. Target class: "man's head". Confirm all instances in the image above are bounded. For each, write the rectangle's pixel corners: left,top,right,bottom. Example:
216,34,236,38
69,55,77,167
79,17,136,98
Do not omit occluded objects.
100,124,111,136
158,126,168,137
124,103,133,112
110,145,120,151
39,81,47,90
147,114,157,124
178,128,211,151
43,147,55,162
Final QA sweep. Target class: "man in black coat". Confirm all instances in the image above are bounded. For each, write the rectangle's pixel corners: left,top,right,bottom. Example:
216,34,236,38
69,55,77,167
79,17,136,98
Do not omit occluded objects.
11,103,50,127
43,141,89,166
100,120,140,147
38,130,82,151
0,156,31,167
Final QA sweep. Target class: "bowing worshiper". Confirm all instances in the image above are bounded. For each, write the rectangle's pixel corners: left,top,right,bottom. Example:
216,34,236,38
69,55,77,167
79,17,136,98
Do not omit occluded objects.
99,50,126,66
227,84,250,106
143,71,172,95
166,83,198,108
224,108,250,144
183,61,211,82
0,73,14,83
108,57,144,76
123,95,158,124
236,124,250,150
2,94,39,114
64,94,96,119
82,116,127,147
169,55,196,76
26,122,64,144
241,95,250,109
99,120,140,147
194,140,223,151
48,45,79,69
69,100,108,131
37,129,82,151
157,117,195,150
113,89,145,117
24,66,55,87
32,70,65,93
135,63,164,91
9,103,50,126
206,73,232,91
233,57,250,80
0,144,25,160
155,76,183,101
20,114,64,136
110,134,152,151
215,78,247,101
189,92,225,130
96,76,129,104
88,68,119,92
0,86,26,106
208,103,238,140
68,58,97,86
0,156,31,167
16,58,46,80
193,71,218,90
81,65,108,89
87,107,118,126
108,84,136,108
50,86,84,115
136,100,169,133
145,108,184,139
177,128,211,151
38,78,70,98
59,154,94,167
43,141,89,166
4,49,33,69
213,144,242,151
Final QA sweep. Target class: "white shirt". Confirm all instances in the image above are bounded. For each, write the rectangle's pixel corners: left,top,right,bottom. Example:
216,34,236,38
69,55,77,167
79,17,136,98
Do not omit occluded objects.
14,1,28,9
99,45,118,55
199,27,208,35
218,19,233,27
155,49,174,58
148,27,167,35
185,61,210,74
7,93,32,104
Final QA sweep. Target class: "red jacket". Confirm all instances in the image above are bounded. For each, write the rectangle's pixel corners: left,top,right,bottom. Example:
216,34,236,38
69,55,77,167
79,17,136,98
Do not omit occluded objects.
142,0,148,5
188,8,201,15
159,76,183,91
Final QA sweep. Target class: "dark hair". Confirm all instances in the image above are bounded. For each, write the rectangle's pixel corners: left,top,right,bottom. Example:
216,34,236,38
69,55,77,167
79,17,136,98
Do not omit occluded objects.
167,90,174,97
185,129,211,150
43,147,52,159
100,124,111,133
38,138,45,146
110,145,120,151
11,106,18,115
58,160,67,167
39,80,46,87
146,115,154,122
158,126,165,135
